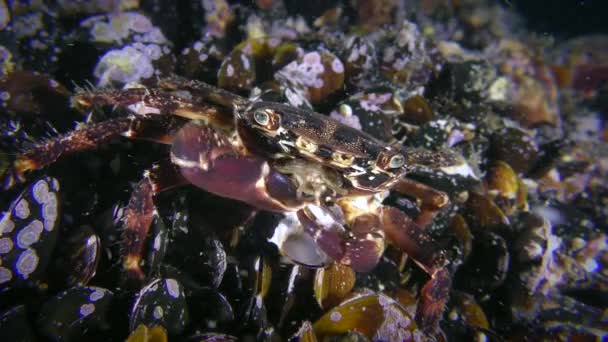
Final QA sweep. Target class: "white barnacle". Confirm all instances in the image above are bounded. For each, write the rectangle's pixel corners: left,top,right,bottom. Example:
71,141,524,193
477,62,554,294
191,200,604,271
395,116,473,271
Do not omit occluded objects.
331,58,344,74
226,64,234,77
0,237,13,254
50,178,60,191
79,303,95,317
153,305,164,319
240,53,250,70
42,194,58,231
165,278,180,298
0,266,12,284
14,199,30,219
89,289,105,302
16,220,43,248
127,102,161,115
153,234,162,250
32,180,49,204
0,217,15,234
15,248,39,279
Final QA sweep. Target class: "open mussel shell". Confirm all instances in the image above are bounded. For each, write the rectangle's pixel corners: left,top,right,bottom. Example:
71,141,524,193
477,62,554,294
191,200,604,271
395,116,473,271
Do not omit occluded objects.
314,263,356,310
269,212,331,268
130,278,189,335
36,286,114,341
0,305,36,342
126,324,168,342
0,176,60,291
313,293,420,341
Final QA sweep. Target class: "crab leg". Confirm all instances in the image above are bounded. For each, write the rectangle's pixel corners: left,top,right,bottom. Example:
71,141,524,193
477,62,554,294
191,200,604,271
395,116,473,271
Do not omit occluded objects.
392,178,450,227
122,162,187,281
381,206,450,334
157,76,249,109
4,118,132,188
296,204,386,273
392,178,449,210
73,86,234,131
2,116,185,189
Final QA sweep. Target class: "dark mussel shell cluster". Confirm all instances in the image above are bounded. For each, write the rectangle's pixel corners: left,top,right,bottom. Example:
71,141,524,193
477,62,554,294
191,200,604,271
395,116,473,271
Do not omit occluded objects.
1,0,607,341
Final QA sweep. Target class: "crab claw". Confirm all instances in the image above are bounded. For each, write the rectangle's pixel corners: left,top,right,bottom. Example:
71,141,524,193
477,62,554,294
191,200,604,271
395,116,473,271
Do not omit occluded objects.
381,206,451,334
171,121,303,212
297,205,385,272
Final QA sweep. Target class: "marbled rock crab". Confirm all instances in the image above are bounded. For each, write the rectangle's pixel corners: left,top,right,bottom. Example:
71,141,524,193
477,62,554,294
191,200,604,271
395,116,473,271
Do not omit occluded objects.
1,75,476,334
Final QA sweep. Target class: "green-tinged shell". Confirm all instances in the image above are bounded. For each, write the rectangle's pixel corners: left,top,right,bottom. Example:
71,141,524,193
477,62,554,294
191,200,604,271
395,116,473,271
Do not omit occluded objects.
449,292,489,329
486,161,519,199
400,95,435,125
485,160,530,215
313,293,420,341
466,192,509,230
314,263,356,310
126,324,167,342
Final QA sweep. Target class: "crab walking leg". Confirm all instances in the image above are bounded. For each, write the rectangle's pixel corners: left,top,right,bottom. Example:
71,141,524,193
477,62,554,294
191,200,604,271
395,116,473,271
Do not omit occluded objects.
392,178,450,227
3,116,186,189
122,162,187,281
157,76,249,109
297,204,386,273
73,87,234,131
392,178,449,210
4,118,133,188
380,206,450,334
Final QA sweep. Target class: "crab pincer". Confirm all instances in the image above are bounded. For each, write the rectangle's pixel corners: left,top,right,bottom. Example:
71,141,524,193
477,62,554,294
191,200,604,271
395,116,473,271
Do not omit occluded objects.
170,121,304,213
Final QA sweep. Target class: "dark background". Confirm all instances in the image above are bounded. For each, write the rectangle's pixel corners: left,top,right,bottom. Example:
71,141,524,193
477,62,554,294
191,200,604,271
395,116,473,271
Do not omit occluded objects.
509,0,607,37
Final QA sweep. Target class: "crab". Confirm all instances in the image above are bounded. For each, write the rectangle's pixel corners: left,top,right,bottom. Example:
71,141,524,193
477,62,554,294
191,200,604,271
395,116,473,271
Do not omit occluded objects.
2,76,475,334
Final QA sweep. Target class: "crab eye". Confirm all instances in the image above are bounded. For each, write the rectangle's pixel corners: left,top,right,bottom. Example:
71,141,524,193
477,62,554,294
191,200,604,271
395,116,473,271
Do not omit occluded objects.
253,110,270,126
388,154,405,169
